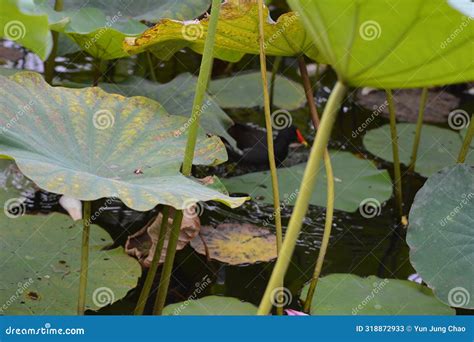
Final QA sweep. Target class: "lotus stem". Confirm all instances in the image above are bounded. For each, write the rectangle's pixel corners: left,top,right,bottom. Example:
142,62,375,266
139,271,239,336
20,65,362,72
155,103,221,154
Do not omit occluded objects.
457,114,474,163
297,56,335,313
257,80,347,315
134,206,170,315
257,0,284,315
386,90,404,221
181,0,221,176
153,0,221,315
146,52,157,82
77,200,91,315
44,0,63,84
270,56,282,109
153,210,183,315
408,87,429,173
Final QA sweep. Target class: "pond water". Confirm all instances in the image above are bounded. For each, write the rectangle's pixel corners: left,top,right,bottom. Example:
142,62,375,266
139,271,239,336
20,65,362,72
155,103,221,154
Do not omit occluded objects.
1,41,471,315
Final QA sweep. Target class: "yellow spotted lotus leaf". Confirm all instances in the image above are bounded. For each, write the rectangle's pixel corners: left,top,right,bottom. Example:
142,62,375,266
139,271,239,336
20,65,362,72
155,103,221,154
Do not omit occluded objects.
0,72,247,211
123,1,321,62
190,223,277,265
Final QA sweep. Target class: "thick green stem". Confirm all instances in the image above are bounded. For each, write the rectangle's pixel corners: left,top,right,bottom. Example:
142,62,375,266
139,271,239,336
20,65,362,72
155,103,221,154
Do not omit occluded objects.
77,201,91,315
258,0,284,315
457,114,474,163
153,0,221,315
134,207,170,315
408,87,429,173
297,56,335,313
257,81,347,315
152,210,183,315
270,56,282,109
386,90,404,219
44,0,63,84
182,0,221,176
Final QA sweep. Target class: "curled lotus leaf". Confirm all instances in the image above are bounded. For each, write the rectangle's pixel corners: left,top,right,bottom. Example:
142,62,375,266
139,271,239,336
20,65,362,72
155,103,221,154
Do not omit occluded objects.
0,72,247,211
123,1,320,62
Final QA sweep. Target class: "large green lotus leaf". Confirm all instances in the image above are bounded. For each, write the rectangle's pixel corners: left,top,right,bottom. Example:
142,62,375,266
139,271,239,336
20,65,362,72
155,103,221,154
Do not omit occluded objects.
407,164,474,309
38,0,211,22
0,209,140,315
0,0,52,60
222,151,393,212
163,296,257,315
363,124,474,178
301,274,454,315
208,72,306,110
0,72,247,211
64,74,237,149
288,0,474,88
123,1,321,62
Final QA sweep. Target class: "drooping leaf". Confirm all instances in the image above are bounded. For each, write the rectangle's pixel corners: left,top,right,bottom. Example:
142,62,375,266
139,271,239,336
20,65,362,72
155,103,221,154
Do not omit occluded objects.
163,296,258,315
222,151,393,212
64,74,237,149
363,124,474,177
191,223,277,265
288,0,474,88
301,274,454,315
42,0,212,22
0,72,247,211
0,209,140,315
407,164,474,309
208,72,306,110
0,0,52,60
123,1,320,62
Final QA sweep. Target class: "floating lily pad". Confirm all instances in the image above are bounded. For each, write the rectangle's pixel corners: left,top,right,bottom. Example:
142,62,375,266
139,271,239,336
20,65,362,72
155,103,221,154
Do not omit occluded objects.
0,0,52,60
288,0,474,88
0,72,247,211
124,1,320,62
65,74,237,149
208,72,306,110
0,209,140,315
222,151,393,212
163,296,257,315
407,164,474,309
190,223,277,265
301,274,454,315
363,124,474,177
